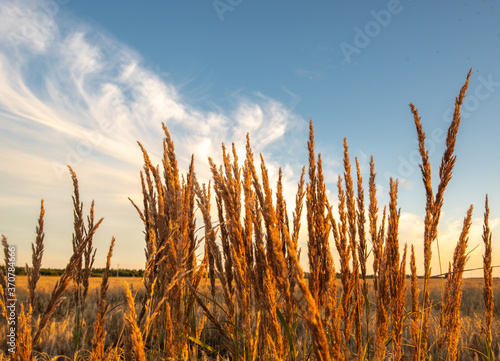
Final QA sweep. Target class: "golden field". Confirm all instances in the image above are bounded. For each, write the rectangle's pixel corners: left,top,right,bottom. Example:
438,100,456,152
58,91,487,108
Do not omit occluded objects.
14,276,145,293
13,275,500,293
3,276,499,360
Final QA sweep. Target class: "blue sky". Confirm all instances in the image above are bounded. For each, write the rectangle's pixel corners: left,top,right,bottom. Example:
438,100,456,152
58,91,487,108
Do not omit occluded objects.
0,0,499,277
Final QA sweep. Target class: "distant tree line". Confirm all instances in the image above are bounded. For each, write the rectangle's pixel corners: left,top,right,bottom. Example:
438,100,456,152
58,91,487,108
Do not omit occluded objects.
2,266,144,277
2,266,442,279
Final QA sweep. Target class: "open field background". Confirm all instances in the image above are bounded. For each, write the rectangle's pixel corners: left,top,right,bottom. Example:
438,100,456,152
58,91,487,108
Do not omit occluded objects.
2,276,499,359
13,275,500,294
14,275,145,293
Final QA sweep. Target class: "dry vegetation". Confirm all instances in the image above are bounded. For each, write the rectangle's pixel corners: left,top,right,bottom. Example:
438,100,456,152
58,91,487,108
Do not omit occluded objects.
1,69,498,360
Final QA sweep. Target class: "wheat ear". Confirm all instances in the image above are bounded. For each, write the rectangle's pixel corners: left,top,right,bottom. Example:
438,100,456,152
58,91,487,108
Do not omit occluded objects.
90,237,115,361
482,194,494,348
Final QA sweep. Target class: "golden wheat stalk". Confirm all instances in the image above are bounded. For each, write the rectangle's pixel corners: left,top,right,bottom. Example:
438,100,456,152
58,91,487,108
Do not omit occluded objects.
306,121,333,311
124,283,146,361
482,194,494,348
411,245,420,361
14,304,32,361
332,174,354,358
386,178,407,361
32,216,103,346
342,138,364,359
90,237,115,361
284,218,331,361
251,149,289,356
260,155,291,299
355,158,369,349
211,142,254,353
68,166,99,354
194,180,234,319
440,205,473,359
368,156,382,295
373,246,389,361
25,200,44,311
68,165,85,305
410,69,471,357
0,286,7,331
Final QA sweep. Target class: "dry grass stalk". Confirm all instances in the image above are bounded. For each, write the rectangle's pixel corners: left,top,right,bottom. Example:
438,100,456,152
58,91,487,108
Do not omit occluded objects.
386,178,407,361
394,246,407,360
410,102,434,358
284,215,331,361
68,166,99,353
133,124,206,358
290,167,305,292
306,121,332,311
261,166,288,356
194,180,234,319
215,187,234,299
0,286,8,330
373,246,390,361
368,156,382,293
32,215,102,346
355,157,369,346
184,156,198,280
440,205,473,359
242,155,255,287
68,166,86,302
410,69,471,358
276,168,288,264
210,142,254,353
14,304,32,361
482,194,494,348
305,122,340,358
322,230,340,358
342,138,363,359
251,310,261,361
130,165,156,325
332,174,354,359
25,200,44,311
124,283,146,361
83,201,97,302
249,147,288,356
90,237,115,361
0,235,10,334
411,245,420,361
276,167,296,323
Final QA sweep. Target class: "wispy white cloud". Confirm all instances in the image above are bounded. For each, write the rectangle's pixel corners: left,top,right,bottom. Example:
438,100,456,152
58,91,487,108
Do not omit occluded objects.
0,0,57,53
0,0,305,268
